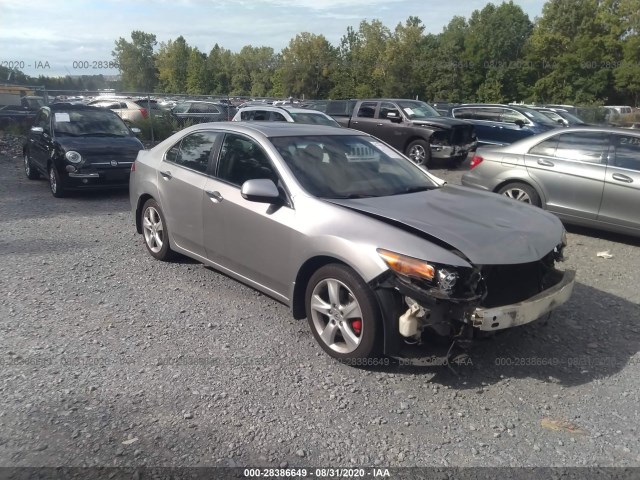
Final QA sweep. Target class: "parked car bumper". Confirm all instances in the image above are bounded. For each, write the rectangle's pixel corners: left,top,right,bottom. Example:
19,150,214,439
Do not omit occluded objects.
62,167,131,189
470,269,575,331
431,141,477,160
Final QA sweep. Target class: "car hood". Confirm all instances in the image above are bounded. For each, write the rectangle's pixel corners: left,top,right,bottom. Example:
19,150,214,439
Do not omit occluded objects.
327,185,563,265
410,117,472,129
56,136,144,160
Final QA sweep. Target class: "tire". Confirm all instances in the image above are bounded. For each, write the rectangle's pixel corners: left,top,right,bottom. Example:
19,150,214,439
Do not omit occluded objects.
49,164,67,198
305,264,382,361
405,139,431,167
497,182,541,207
24,151,39,180
140,199,175,261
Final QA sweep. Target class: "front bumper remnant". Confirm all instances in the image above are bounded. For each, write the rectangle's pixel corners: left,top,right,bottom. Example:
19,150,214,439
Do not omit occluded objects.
471,270,576,331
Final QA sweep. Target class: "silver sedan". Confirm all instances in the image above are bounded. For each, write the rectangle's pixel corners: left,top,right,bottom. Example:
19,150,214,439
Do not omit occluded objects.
462,127,640,237
130,123,574,362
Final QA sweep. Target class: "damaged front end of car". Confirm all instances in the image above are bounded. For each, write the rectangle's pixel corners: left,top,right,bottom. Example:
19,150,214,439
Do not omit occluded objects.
371,235,575,362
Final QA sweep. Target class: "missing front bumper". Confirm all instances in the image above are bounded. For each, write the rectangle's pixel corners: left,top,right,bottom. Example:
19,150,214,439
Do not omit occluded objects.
471,269,576,331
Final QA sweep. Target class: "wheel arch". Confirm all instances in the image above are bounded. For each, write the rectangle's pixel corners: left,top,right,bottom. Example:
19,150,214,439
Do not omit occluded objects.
135,194,155,234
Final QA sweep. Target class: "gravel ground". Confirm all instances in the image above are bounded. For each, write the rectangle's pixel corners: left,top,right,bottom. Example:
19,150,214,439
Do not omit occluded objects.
1,133,639,469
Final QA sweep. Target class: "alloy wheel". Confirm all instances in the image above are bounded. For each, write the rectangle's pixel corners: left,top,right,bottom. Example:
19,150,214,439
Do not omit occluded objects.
309,278,364,354
502,187,532,203
408,145,426,165
143,206,165,254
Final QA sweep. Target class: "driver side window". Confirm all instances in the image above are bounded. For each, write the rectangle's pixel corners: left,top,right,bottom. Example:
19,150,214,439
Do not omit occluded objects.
379,102,400,120
217,134,279,187
36,110,51,134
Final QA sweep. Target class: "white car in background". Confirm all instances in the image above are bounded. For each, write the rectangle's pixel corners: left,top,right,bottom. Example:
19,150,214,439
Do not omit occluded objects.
232,105,341,127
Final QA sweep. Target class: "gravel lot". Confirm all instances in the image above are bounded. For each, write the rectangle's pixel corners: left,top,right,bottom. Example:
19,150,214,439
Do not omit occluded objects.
1,134,639,469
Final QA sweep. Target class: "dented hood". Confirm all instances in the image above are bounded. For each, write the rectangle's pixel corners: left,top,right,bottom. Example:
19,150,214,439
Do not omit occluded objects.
328,185,563,265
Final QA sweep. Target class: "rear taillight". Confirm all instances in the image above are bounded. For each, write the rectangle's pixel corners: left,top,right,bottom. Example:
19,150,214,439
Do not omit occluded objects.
131,162,136,172
470,155,483,169
140,108,148,119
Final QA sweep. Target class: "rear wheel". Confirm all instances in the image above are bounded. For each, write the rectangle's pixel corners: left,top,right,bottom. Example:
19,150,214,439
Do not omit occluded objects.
498,182,541,207
141,199,175,261
405,139,431,167
305,264,382,361
24,152,39,179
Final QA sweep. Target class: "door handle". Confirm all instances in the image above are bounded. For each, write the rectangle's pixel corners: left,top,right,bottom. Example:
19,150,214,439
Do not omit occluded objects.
612,173,633,183
377,123,384,126
205,190,223,203
537,158,555,167
160,170,172,179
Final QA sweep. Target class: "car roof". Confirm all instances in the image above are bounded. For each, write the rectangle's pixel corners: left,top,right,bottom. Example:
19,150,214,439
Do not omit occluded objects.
238,105,326,114
47,104,105,112
183,121,354,138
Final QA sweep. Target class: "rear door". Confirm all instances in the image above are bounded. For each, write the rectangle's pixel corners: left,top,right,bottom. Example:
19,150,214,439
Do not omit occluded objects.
524,131,609,220
347,101,379,136
597,133,640,232
156,130,221,257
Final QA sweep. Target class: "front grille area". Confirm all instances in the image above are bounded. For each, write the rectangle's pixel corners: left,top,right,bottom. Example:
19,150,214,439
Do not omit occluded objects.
450,126,474,145
480,261,549,308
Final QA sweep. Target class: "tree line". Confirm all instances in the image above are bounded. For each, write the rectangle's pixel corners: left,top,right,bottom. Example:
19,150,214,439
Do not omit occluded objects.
5,0,640,106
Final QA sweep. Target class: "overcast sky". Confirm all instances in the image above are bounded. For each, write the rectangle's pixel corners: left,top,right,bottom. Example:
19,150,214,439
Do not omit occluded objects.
1,0,546,77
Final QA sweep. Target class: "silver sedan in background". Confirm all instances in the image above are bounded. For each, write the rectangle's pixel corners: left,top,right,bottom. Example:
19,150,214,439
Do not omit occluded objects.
130,123,574,362
462,127,640,238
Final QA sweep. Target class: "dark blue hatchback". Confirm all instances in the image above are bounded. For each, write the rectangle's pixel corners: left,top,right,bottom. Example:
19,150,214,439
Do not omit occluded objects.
448,104,562,146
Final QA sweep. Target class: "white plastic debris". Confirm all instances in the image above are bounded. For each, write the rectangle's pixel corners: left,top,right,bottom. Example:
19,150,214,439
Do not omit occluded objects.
596,251,613,259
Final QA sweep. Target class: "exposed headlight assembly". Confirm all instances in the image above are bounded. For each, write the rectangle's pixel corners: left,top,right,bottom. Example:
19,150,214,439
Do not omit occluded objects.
377,249,459,293
65,151,82,164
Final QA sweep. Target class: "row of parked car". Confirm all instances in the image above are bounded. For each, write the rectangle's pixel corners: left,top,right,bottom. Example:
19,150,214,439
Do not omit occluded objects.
21,97,640,238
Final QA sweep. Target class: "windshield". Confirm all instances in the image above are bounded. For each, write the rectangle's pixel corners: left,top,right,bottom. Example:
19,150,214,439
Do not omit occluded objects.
520,107,561,126
556,110,585,124
397,101,440,119
288,112,340,127
52,109,132,137
270,135,438,199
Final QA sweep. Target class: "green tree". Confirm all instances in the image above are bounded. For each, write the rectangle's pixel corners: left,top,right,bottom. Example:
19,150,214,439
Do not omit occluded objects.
277,33,337,98
186,47,208,94
526,0,621,103
155,36,190,93
206,44,233,95
464,2,533,102
112,31,157,92
382,17,426,98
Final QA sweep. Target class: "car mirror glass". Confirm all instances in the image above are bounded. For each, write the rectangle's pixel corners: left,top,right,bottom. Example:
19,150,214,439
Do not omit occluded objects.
131,127,141,134
31,126,44,134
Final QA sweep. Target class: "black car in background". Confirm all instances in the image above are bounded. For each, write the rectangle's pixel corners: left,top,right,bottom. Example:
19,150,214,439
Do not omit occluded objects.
448,103,561,146
23,104,144,197
171,101,237,125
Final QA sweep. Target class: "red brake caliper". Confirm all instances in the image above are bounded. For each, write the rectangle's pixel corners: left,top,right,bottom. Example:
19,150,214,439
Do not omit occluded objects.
351,319,362,336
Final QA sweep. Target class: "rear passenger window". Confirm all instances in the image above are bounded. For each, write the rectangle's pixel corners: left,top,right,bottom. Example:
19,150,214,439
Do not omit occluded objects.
529,138,558,156
451,108,475,119
271,112,287,122
356,102,377,118
240,111,254,120
553,132,609,163
252,111,269,121
613,135,640,171
165,131,219,173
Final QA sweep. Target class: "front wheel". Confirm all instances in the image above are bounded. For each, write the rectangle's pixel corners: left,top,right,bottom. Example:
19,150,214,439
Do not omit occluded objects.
24,152,39,179
497,182,541,207
305,264,382,361
405,139,431,167
49,165,67,198
141,199,175,261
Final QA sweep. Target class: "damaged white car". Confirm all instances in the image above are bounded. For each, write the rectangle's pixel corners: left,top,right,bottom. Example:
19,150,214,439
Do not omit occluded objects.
130,123,575,362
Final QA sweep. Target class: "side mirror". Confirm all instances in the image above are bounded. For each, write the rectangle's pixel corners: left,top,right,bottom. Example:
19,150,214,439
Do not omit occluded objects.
130,127,141,134
515,119,525,128
30,126,44,134
386,112,402,123
241,179,281,204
